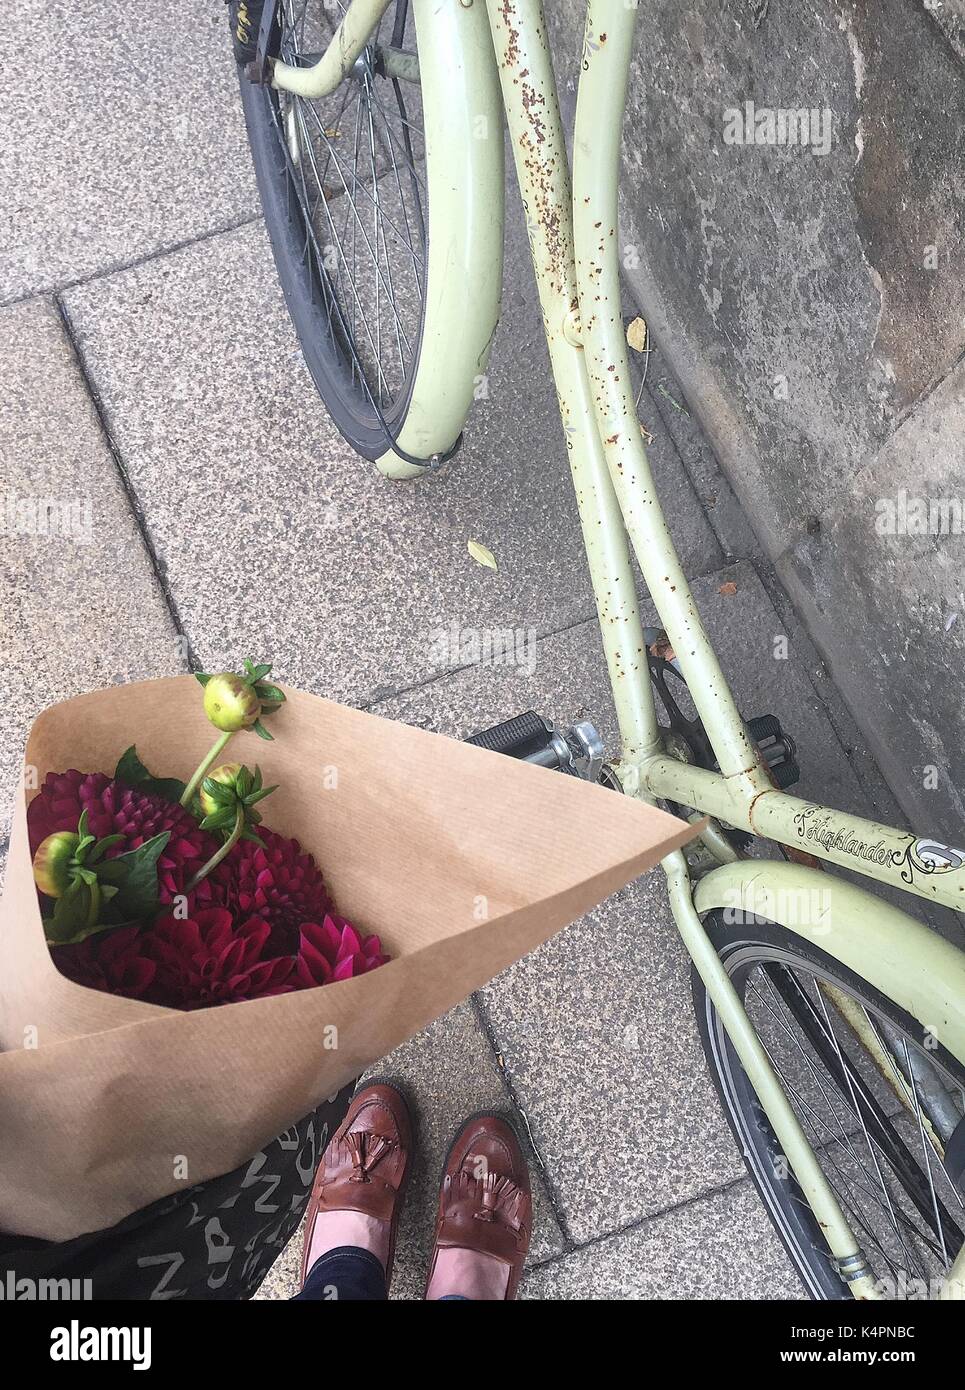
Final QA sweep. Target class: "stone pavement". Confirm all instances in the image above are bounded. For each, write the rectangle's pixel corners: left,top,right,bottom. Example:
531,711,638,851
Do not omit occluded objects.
0,3,931,1299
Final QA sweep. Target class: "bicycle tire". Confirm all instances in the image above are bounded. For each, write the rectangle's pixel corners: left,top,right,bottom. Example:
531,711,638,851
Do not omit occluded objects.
693,912,965,1300
230,0,503,473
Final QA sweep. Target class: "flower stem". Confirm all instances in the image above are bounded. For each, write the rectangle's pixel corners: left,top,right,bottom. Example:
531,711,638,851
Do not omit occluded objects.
180,732,232,809
186,804,245,892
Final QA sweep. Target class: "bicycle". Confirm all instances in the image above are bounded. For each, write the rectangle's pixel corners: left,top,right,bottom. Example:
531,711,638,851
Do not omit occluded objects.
228,0,965,1300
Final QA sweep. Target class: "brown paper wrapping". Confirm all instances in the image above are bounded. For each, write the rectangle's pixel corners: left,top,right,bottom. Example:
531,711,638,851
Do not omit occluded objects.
0,677,695,1241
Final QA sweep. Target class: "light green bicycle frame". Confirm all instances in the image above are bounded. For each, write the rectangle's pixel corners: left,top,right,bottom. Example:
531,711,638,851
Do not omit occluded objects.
269,0,965,1299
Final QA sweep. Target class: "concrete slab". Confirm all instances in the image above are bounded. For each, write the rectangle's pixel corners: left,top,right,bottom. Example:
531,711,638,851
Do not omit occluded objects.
522,1178,800,1300
0,4,258,302
0,297,183,850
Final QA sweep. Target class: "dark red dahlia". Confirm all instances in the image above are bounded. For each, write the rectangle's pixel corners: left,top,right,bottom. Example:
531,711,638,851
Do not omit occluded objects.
28,771,219,905
51,926,157,1000
211,828,333,956
146,908,295,1010
296,914,389,987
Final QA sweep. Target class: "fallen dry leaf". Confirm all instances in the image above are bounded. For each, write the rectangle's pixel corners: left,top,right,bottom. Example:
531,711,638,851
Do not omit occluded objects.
640,422,654,445
626,316,648,353
717,581,738,596
468,539,498,572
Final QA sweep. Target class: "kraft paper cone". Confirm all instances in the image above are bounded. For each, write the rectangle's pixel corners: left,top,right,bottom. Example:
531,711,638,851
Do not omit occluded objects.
0,677,696,1241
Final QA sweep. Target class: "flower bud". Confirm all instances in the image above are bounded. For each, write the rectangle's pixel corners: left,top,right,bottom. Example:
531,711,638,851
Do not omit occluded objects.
203,674,260,732
33,831,80,898
198,763,243,817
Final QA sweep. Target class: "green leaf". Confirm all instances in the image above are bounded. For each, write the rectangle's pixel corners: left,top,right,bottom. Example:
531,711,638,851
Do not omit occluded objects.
95,859,128,886
77,809,90,840
201,777,235,807
253,682,285,705
115,745,151,785
141,776,187,801
244,784,276,806
114,744,186,802
44,915,127,948
245,662,272,683
200,809,235,832
87,834,125,864
101,831,171,924
252,719,273,741
239,828,267,848
194,672,212,687
44,880,98,945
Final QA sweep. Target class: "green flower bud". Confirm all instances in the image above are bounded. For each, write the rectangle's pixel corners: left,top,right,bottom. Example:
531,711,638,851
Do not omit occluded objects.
203,674,261,733
33,831,80,898
198,763,243,817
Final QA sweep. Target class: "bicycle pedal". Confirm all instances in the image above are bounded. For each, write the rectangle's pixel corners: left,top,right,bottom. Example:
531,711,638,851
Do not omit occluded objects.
746,714,800,790
464,711,615,785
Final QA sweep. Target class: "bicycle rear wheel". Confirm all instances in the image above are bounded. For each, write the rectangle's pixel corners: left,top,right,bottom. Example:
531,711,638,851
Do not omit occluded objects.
694,914,965,1300
231,0,503,473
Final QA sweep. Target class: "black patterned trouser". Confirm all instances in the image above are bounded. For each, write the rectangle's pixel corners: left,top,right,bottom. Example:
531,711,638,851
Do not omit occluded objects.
0,1086,354,1301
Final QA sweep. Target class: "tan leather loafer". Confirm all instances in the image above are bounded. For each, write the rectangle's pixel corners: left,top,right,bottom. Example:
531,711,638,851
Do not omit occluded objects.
426,1113,532,1300
300,1082,413,1289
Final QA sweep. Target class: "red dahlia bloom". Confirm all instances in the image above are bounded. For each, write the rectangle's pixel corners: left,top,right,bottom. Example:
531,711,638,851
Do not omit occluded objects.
147,908,295,1010
27,771,219,905
51,926,157,1000
296,914,389,987
212,829,333,956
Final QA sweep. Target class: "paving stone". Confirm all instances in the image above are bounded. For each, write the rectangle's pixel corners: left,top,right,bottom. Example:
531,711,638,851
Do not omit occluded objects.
0,3,258,302
522,1178,800,1300
0,297,183,852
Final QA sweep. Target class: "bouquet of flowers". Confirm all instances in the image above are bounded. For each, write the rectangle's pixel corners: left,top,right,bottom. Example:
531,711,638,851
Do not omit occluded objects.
0,671,693,1298
29,662,388,1010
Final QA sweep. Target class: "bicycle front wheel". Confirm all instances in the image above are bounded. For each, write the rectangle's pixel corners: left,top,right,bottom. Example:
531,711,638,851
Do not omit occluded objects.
232,0,504,475
694,913,965,1300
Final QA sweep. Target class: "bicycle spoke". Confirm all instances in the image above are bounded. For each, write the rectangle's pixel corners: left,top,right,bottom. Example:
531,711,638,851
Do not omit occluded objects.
267,0,427,412
728,950,965,1298
746,976,925,1276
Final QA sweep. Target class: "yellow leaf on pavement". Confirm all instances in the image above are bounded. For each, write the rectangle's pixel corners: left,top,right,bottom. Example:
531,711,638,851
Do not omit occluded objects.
468,539,498,572
627,316,648,352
